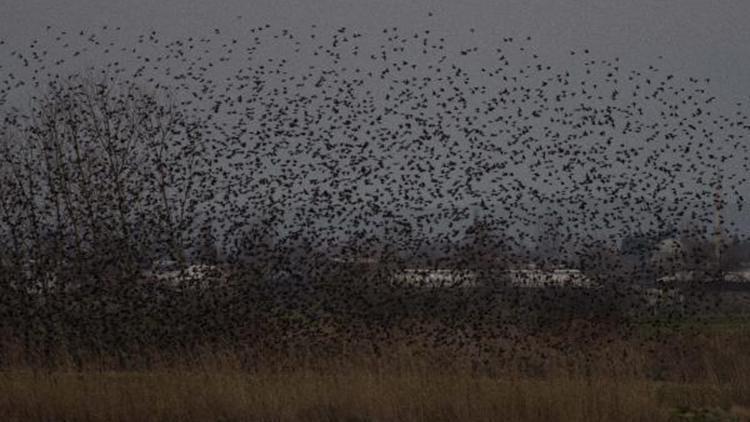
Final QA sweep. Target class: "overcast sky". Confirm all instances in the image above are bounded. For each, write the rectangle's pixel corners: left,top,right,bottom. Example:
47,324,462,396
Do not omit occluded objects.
2,0,750,244
2,0,749,102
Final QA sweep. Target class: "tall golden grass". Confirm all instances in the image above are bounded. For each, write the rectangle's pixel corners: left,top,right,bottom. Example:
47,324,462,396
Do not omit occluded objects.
1,320,749,422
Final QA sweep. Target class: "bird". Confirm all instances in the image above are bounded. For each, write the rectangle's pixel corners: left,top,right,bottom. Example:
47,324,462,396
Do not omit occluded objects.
0,20,746,377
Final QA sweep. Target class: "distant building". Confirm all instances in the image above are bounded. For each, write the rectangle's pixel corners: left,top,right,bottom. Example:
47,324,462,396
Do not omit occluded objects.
655,238,685,256
723,262,750,283
657,270,698,284
389,265,597,289
502,268,597,289
650,237,687,273
391,268,479,288
143,259,229,288
330,256,380,265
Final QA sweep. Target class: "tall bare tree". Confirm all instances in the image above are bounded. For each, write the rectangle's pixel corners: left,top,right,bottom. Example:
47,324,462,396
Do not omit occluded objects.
0,74,215,289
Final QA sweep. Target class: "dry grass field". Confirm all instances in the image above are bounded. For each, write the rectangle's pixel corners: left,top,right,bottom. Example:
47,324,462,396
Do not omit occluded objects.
1,319,749,422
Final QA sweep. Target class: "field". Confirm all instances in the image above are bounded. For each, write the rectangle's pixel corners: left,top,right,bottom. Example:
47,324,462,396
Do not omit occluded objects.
1,315,750,422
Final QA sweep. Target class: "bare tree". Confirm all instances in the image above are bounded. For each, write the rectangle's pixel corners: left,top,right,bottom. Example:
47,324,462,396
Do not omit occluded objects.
0,74,215,288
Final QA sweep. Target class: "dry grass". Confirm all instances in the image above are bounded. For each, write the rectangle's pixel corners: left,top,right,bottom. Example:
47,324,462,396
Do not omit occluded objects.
0,369,672,422
0,366,748,422
1,324,749,422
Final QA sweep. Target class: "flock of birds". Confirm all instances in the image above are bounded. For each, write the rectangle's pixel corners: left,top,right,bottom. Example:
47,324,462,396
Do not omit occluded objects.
0,19,749,368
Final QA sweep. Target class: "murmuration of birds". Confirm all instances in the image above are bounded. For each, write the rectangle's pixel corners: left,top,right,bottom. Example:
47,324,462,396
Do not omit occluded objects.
0,21,749,370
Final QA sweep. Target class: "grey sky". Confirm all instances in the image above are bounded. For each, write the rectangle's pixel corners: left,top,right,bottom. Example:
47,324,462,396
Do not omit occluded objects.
2,0,749,245
2,0,749,102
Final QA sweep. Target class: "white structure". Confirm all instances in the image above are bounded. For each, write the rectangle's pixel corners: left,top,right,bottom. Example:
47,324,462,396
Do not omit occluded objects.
657,268,750,284
504,268,596,288
330,256,380,265
724,270,750,283
657,270,698,284
655,238,685,255
143,260,228,288
724,263,750,283
389,267,597,289
391,268,479,288
650,238,686,272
